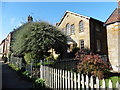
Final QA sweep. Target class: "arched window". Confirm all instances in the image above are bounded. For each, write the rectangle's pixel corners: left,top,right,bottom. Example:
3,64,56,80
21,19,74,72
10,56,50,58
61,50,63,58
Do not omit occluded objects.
79,20,84,32
66,24,70,35
71,24,75,34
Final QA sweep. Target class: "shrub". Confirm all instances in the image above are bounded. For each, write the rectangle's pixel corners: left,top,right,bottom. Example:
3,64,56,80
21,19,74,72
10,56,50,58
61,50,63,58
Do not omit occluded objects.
69,47,80,58
24,52,36,64
33,78,45,88
45,55,55,61
75,50,111,79
23,71,31,77
8,63,20,71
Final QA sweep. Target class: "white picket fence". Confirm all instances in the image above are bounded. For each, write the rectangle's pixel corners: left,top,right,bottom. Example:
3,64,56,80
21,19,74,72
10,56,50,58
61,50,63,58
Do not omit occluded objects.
40,65,120,89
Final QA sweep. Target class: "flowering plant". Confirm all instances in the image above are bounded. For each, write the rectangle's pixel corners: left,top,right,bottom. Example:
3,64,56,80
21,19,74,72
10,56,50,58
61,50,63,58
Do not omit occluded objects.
75,49,111,79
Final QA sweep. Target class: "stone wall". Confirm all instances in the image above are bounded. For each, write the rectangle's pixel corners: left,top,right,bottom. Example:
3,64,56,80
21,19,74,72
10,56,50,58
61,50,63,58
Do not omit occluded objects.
58,12,108,55
58,12,90,49
107,22,120,72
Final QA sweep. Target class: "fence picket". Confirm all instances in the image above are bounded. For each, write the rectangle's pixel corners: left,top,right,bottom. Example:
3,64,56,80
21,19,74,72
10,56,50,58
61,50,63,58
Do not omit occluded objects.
116,81,119,89
56,68,57,89
58,69,60,89
60,69,62,89
65,70,68,89
52,68,53,88
71,72,73,88
81,74,84,89
78,73,81,89
101,79,106,90
74,72,77,89
63,70,65,89
85,75,89,89
89,75,94,90
53,69,55,88
109,80,112,89
96,77,100,89
68,71,70,88
49,67,51,87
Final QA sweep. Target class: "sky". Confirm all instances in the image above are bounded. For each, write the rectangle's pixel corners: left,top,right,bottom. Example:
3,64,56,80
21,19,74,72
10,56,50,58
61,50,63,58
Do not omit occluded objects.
1,2,117,42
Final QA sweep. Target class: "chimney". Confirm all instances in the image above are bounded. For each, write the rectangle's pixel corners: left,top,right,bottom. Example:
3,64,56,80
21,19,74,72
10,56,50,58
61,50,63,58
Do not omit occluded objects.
117,0,120,8
28,15,33,22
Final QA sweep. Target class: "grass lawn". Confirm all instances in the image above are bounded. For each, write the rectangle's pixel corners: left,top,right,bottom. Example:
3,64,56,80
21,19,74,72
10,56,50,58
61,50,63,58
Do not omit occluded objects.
100,75,120,88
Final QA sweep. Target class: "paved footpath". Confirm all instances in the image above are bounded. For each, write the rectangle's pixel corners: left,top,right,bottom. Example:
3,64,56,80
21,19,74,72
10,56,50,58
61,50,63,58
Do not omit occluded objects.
2,62,33,89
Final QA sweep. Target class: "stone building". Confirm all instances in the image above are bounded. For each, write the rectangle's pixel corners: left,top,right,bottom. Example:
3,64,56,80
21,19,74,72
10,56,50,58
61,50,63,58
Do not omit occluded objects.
57,11,108,55
0,33,12,58
105,1,120,72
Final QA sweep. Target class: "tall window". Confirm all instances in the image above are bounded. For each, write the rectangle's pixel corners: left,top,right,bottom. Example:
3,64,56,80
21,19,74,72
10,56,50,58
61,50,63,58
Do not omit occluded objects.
80,40,84,49
66,24,71,35
71,24,75,34
79,20,84,32
97,40,101,52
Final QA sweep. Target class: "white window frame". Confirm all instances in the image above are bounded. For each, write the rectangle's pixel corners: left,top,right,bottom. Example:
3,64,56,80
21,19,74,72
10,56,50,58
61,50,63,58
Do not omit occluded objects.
71,24,75,35
66,24,71,35
79,20,84,32
80,40,84,49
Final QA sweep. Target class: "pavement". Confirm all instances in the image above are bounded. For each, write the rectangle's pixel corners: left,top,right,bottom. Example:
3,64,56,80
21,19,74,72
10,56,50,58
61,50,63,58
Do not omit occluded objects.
1,61,33,90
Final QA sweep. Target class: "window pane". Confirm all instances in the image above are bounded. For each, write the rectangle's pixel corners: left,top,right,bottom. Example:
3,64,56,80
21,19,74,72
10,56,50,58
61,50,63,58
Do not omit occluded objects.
79,21,84,32
66,24,70,35
71,24,75,34
80,40,84,49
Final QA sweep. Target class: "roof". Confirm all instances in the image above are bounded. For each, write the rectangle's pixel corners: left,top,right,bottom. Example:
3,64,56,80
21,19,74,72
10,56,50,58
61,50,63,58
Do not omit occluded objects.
57,11,90,26
105,8,120,25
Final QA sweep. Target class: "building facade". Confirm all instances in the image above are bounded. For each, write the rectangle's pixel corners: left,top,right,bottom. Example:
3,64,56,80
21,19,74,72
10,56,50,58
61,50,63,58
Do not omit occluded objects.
0,33,12,58
105,1,120,72
57,11,108,55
